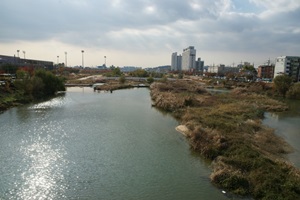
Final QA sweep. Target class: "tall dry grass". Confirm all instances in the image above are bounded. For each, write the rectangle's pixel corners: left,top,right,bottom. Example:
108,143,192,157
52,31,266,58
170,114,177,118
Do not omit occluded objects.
150,80,300,199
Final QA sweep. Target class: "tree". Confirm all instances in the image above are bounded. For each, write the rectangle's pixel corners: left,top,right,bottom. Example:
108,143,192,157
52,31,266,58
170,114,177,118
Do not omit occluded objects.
16,69,29,79
130,69,148,77
273,75,293,97
119,75,126,84
286,82,300,100
147,76,154,84
34,69,65,96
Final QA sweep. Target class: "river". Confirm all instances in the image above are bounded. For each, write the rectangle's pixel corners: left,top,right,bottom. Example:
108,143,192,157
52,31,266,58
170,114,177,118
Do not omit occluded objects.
263,100,300,168
0,87,232,200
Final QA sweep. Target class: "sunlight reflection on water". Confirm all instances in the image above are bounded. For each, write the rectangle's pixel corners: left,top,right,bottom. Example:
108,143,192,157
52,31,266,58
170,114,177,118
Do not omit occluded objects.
28,96,65,111
13,120,69,200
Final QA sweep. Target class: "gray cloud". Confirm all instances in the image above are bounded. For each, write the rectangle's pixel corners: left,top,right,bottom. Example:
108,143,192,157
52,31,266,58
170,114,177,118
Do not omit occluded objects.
1,0,299,66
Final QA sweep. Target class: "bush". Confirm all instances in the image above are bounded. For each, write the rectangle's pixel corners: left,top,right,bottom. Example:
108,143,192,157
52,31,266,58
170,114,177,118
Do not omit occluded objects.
286,83,300,100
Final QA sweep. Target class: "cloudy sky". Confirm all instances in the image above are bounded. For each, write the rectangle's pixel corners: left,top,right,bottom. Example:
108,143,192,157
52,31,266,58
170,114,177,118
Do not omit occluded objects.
1,0,299,68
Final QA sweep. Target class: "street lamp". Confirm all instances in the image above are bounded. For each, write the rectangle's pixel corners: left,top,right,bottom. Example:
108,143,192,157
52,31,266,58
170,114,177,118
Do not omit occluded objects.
65,52,67,67
23,51,26,59
104,56,106,66
81,50,84,67
17,50,20,57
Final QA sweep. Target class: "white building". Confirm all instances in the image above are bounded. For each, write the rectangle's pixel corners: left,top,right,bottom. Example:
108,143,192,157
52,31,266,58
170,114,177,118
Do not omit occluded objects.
274,56,300,82
171,52,182,71
181,46,196,71
207,64,240,75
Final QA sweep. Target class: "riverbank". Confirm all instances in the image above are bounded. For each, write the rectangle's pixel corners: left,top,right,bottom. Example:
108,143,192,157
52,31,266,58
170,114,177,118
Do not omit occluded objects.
1,69,66,113
150,80,300,200
0,90,66,113
0,91,20,112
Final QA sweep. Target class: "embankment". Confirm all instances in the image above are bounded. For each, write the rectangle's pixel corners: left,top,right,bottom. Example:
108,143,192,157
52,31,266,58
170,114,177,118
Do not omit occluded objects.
150,80,300,200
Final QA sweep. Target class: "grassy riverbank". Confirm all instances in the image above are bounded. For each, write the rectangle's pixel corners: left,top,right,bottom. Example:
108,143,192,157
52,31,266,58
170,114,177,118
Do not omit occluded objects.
0,91,19,112
150,80,300,200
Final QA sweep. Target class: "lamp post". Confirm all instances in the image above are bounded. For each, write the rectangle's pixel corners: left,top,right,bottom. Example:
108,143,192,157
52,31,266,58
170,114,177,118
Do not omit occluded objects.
81,50,84,67
23,51,26,59
17,50,20,57
57,56,59,65
65,52,67,67
104,56,106,66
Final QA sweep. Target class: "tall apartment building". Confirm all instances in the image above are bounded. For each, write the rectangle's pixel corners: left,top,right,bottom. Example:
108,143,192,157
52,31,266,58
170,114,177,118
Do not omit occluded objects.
274,56,300,82
171,52,182,71
181,46,196,71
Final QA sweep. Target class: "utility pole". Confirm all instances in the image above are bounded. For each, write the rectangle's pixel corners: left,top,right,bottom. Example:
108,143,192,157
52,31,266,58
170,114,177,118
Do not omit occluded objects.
81,50,84,67
65,52,67,67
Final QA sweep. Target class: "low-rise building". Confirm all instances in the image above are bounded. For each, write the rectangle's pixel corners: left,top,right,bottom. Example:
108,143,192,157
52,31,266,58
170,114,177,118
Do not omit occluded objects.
0,54,54,70
207,65,239,76
257,65,274,79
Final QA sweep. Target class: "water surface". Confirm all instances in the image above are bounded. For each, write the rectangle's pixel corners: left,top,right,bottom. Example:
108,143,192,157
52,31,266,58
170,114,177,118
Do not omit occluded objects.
0,87,231,200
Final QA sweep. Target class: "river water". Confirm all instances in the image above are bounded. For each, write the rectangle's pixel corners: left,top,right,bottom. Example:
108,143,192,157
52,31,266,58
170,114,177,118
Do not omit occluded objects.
263,100,300,168
0,87,232,200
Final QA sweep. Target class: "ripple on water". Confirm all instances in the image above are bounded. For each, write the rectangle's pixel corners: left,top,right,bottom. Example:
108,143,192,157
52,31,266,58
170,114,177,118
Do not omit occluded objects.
1,118,69,200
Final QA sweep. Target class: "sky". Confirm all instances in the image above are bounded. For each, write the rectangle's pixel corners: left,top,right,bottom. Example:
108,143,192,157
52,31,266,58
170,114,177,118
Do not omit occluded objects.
0,0,300,68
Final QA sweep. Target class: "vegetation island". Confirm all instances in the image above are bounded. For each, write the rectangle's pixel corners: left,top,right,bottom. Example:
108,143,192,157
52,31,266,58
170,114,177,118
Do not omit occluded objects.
1,64,300,199
151,79,300,200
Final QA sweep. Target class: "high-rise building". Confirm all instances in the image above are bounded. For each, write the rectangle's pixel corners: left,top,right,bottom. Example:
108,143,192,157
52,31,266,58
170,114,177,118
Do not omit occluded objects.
274,56,300,82
181,46,196,71
171,52,182,71
195,58,204,72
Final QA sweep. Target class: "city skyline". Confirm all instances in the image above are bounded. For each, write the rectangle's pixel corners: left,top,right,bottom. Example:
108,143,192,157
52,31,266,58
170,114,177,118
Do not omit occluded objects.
1,0,299,68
